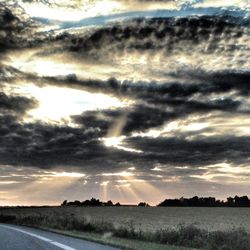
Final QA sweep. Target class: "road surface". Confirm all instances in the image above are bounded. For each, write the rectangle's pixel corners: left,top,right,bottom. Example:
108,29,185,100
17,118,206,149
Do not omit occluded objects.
0,224,120,250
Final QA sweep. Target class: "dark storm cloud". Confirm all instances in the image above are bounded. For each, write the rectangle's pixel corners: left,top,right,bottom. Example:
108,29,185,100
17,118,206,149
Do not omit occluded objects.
0,111,140,171
0,3,33,50
2,86,239,171
6,68,250,102
22,0,53,4
2,57,249,141
140,71,250,99
41,70,248,137
1,105,250,173
3,67,248,138
172,70,250,97
0,65,24,80
0,1,55,54
124,135,250,167
0,92,38,114
62,15,246,57
71,95,243,137
0,5,21,50
0,90,131,170
72,104,179,135
1,1,248,55
1,70,248,173
43,70,249,96
0,91,38,154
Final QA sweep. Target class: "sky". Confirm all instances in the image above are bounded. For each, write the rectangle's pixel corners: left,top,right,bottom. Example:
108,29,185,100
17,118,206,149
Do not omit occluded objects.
0,0,249,206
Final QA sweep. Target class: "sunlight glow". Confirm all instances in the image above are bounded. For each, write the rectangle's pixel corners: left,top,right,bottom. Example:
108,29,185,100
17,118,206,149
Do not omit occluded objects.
31,61,78,77
194,0,250,10
101,171,134,177
22,1,122,21
132,118,210,138
100,181,110,186
0,181,20,185
132,113,250,140
50,172,86,178
128,167,136,171
99,167,166,205
103,136,124,147
103,136,143,153
115,183,131,188
215,163,250,175
185,122,208,131
189,163,250,183
100,180,109,200
151,166,163,172
17,84,126,123
11,57,88,78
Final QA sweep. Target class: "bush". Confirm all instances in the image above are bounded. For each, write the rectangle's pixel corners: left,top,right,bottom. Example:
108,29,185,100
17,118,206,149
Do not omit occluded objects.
206,229,250,250
178,224,205,248
0,214,16,223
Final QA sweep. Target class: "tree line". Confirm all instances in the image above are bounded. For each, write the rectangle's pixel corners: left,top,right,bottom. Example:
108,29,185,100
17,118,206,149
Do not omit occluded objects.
61,198,121,207
61,195,250,207
157,195,250,207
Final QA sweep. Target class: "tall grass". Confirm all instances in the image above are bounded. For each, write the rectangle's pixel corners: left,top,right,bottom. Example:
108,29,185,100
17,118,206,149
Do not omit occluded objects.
0,213,249,250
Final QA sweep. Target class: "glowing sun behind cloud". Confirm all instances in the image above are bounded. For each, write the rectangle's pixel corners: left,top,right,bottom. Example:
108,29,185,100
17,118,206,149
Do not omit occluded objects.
17,84,129,123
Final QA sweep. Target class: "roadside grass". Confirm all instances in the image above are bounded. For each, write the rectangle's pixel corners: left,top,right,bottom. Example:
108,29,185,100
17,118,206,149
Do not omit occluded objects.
0,213,249,250
47,229,193,250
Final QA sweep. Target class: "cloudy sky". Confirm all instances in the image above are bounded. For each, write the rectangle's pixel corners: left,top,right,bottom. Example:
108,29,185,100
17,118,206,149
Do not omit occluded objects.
0,0,249,205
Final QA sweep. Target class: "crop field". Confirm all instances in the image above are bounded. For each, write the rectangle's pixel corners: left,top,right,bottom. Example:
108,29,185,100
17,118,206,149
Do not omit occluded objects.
1,206,250,249
1,206,249,233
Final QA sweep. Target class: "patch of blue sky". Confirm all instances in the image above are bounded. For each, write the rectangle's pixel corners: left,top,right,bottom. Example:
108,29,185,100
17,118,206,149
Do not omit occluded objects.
34,6,249,31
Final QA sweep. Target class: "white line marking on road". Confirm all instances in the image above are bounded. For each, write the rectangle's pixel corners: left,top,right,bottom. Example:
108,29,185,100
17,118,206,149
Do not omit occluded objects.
51,242,77,250
0,224,76,250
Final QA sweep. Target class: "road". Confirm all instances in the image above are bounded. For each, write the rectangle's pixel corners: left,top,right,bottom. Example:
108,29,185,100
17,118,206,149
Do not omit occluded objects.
0,224,120,250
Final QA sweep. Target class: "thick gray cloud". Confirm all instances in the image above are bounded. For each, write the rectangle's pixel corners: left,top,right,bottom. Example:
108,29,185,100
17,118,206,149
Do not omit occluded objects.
1,104,250,172
1,64,250,172
0,92,38,114
0,81,248,171
42,70,250,98
0,3,32,49
0,112,138,171
124,135,250,166
55,15,247,58
71,96,243,137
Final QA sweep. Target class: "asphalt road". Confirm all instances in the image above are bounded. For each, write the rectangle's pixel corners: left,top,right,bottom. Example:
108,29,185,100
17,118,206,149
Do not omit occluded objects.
0,224,120,250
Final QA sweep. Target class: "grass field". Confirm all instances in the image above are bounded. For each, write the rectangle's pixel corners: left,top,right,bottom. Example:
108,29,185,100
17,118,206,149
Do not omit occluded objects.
1,206,249,232
0,206,249,249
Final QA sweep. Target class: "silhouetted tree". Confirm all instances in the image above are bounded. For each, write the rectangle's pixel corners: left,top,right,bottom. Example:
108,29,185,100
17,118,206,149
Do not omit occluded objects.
227,197,234,206
61,200,67,206
105,200,113,206
138,202,150,207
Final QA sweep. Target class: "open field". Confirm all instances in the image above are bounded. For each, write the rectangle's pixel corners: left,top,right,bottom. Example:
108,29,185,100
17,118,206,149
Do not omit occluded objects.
0,206,249,232
0,206,249,249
